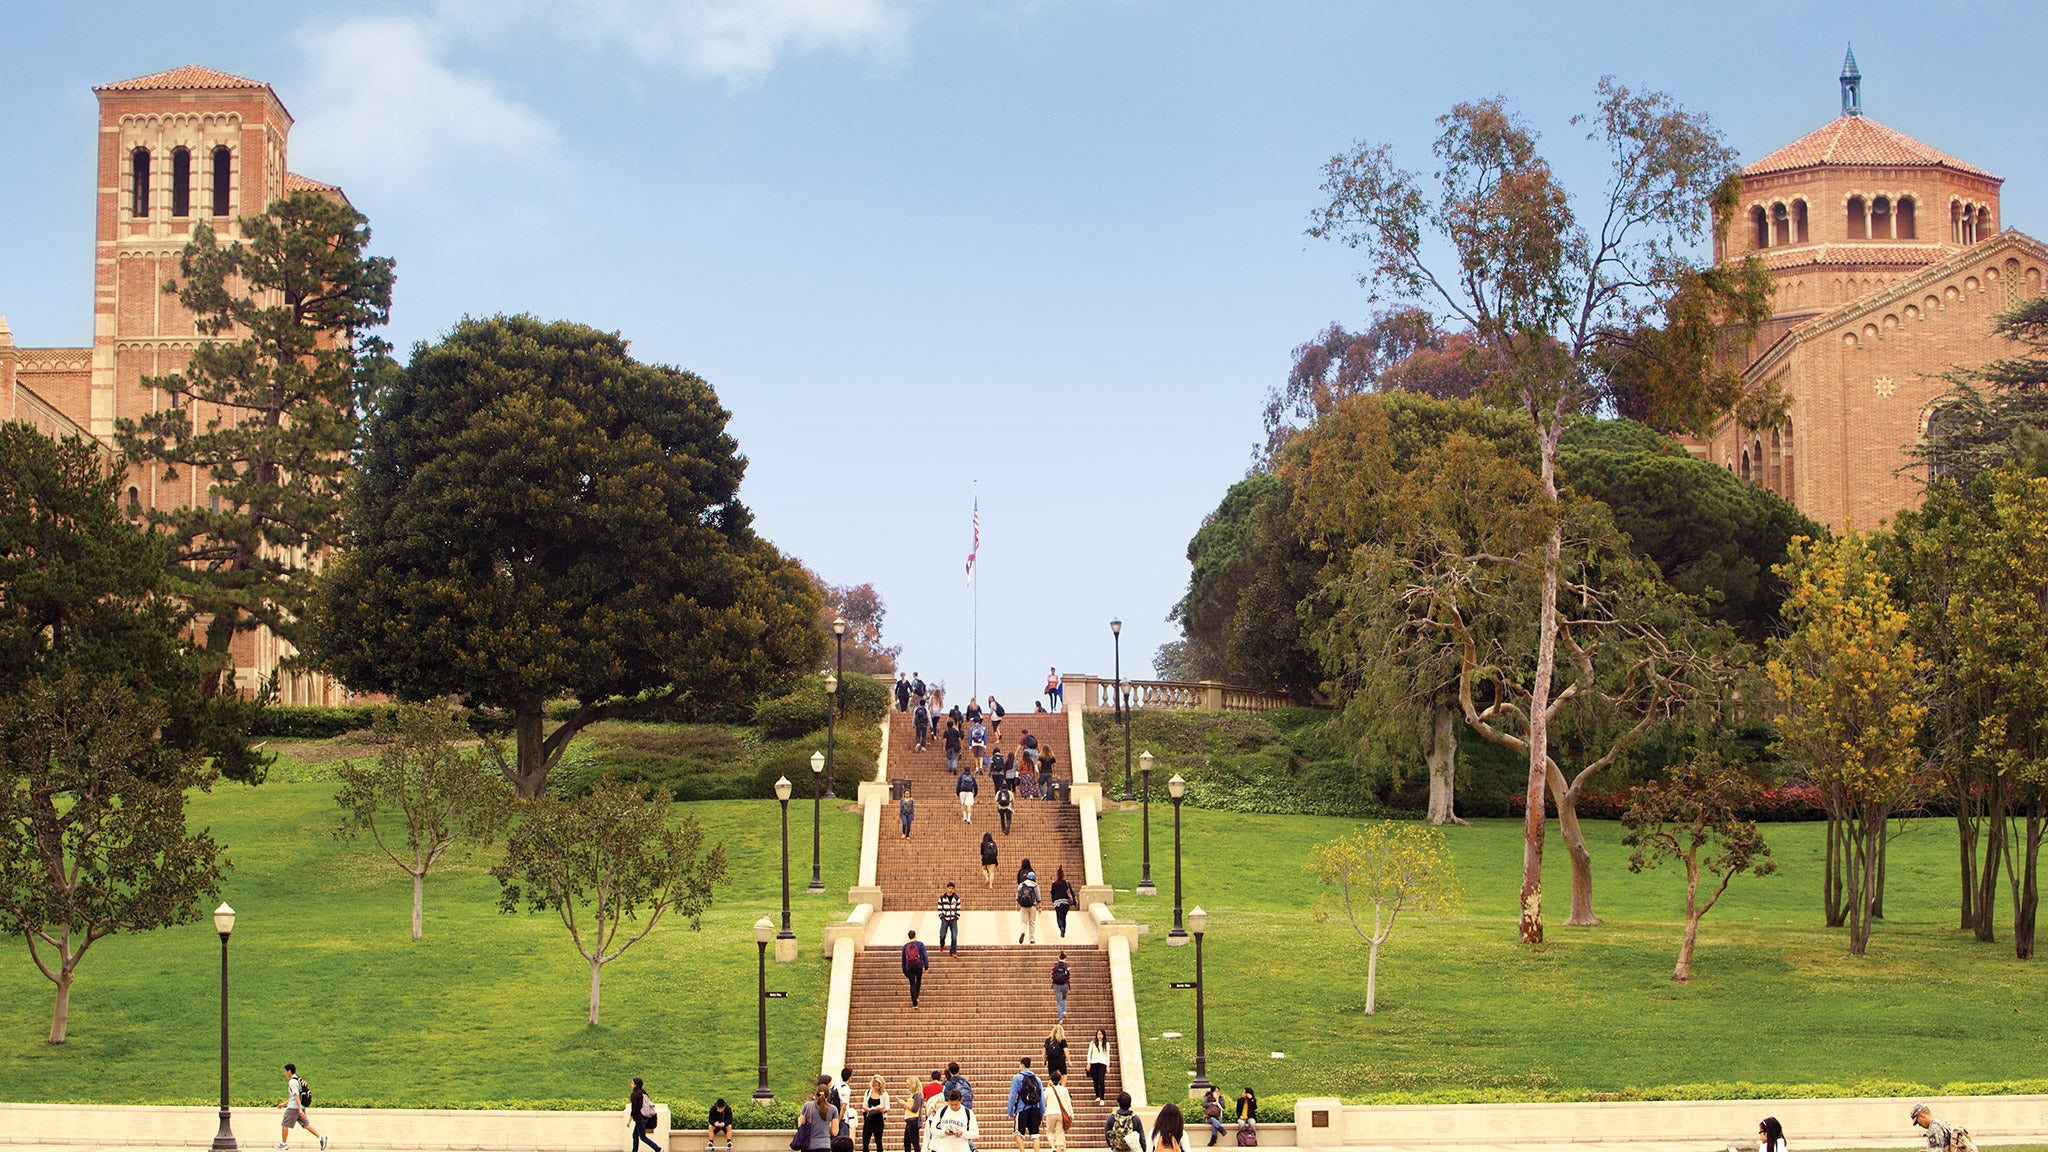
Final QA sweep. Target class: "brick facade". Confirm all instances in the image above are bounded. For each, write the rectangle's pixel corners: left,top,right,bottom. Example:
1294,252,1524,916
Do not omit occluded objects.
3,66,355,704
1700,62,2047,531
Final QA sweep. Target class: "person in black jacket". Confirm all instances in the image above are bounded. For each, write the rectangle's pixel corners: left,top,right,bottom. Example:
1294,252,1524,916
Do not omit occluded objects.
981,832,999,888
944,722,964,774
629,1077,661,1152
707,1099,735,1152
1048,868,1076,938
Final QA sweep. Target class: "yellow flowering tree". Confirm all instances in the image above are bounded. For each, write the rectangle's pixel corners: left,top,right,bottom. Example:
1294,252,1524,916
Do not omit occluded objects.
1307,823,1460,1014
1766,532,1927,955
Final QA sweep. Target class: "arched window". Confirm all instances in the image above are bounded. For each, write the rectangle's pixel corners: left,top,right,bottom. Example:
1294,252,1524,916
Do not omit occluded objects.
1794,200,1810,244
1846,196,1867,240
211,146,232,216
1782,418,1795,496
1896,196,1916,240
126,487,142,519
171,147,191,217
1768,428,1784,494
1977,206,1992,241
1772,203,1791,247
1926,405,1961,484
1872,195,1892,239
1752,206,1769,249
130,147,151,217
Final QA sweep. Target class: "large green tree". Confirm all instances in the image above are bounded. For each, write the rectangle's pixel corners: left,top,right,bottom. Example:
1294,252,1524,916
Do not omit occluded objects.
314,316,823,798
0,425,240,1042
117,192,394,696
1308,80,1773,942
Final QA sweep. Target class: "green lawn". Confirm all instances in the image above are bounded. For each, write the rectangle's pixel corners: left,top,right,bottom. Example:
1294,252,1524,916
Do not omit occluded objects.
0,763,862,1115
1096,806,2048,1105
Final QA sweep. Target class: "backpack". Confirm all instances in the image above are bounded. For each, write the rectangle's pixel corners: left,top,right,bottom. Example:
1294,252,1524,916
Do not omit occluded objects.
1236,1121,1258,1147
1018,1074,1041,1108
1017,880,1039,907
1106,1111,1139,1152
1051,960,1070,986
902,941,924,972
1949,1129,1978,1152
295,1078,312,1108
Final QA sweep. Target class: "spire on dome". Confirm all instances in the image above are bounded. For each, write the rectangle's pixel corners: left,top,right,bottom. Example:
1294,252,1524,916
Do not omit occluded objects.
1840,45,1862,117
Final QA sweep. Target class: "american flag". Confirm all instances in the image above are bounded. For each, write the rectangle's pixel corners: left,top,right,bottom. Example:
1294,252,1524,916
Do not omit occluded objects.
965,497,979,585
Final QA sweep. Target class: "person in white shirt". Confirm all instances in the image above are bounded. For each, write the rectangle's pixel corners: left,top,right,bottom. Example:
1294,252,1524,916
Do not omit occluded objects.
1085,1029,1112,1104
1043,1071,1076,1152
278,1063,326,1150
1758,1116,1788,1152
928,1088,976,1152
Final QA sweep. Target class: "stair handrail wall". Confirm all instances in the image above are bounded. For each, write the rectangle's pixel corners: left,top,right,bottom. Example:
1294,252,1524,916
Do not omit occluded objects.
1062,675,1297,715
1067,703,1146,1108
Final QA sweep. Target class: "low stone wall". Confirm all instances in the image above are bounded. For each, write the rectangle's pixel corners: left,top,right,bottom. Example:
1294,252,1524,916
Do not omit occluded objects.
1290,1093,2048,1147
0,1101,667,1150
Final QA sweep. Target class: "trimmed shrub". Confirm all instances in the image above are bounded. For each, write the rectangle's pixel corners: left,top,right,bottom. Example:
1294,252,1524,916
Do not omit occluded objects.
753,674,887,740
252,705,396,739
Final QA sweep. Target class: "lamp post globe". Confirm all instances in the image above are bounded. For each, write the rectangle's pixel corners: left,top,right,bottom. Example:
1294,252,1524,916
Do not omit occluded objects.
1137,750,1156,896
831,616,847,717
753,917,776,1103
210,903,237,1151
822,672,839,800
808,750,826,893
1167,772,1188,942
774,777,796,943
1111,618,1133,802
1188,905,1212,1093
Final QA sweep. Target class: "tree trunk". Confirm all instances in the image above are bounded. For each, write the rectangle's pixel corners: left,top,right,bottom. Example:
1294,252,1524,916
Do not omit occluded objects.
1554,786,1601,926
412,871,426,941
510,704,550,800
1424,704,1464,826
48,967,73,1045
1957,794,1980,932
2016,802,2042,962
1844,805,1884,956
1977,779,2010,943
1823,813,1847,928
1363,939,1380,1016
1871,816,1889,921
588,956,604,1026
1674,862,1702,983
1521,515,1564,946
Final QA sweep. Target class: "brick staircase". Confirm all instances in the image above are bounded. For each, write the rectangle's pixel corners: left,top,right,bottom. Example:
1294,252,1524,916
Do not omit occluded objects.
845,710,1121,1141
876,711,1085,911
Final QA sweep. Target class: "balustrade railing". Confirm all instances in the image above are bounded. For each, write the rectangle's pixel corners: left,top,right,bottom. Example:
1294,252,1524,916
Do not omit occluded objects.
1061,674,1298,715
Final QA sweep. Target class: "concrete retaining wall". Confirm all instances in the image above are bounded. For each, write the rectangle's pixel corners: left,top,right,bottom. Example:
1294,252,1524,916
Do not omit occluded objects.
0,1102,667,1150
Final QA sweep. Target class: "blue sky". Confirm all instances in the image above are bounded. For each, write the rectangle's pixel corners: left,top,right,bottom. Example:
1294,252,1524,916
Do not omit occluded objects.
5,1,2043,704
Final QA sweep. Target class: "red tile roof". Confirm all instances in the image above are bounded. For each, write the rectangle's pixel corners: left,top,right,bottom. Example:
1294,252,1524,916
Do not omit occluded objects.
1743,116,1997,180
95,65,270,93
1757,243,1958,270
284,172,344,196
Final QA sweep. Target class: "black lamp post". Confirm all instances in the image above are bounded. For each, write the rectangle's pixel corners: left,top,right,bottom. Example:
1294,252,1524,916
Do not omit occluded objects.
807,750,826,893
1167,772,1188,942
775,776,796,942
823,667,840,800
1111,619,1133,802
210,902,237,1151
831,617,847,721
1188,905,1212,1093
753,917,776,1103
1137,750,1156,896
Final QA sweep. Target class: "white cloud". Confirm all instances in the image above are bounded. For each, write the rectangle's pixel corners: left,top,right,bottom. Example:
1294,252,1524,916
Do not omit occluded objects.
289,15,557,191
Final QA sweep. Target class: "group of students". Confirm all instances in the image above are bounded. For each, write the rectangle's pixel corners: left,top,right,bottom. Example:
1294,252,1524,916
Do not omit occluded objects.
789,1044,1130,1152
951,727,1057,825
1103,1091,1261,1152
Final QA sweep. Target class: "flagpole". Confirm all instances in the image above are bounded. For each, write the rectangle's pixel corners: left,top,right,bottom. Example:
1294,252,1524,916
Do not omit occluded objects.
971,481,979,701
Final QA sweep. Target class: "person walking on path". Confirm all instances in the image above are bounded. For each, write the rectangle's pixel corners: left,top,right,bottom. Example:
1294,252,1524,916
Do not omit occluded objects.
1044,669,1062,711
629,1077,662,1152
1007,1058,1046,1152
922,1072,945,1109
1151,1103,1187,1152
903,930,930,1007
1049,950,1070,1021
1042,1024,1069,1081
1104,1093,1144,1152
981,833,1000,889
801,1078,841,1152
861,1076,891,1152
707,1099,735,1152
944,722,963,775
1017,870,1042,944
914,703,932,752
896,675,911,713
988,697,1006,737
912,675,928,711
1201,1089,1225,1146
997,785,1015,835
1018,753,1040,802
1758,1118,1787,1152
1020,730,1040,770
929,1089,975,1152
1049,869,1074,938
278,1064,327,1151
1085,1031,1111,1104
1911,1105,1951,1151
937,883,962,955
901,787,916,839
958,766,979,823
1044,1072,1075,1152
968,719,988,758
902,1078,926,1152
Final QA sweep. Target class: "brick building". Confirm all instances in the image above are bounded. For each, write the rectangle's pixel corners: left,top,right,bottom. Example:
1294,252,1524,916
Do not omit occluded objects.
0,65,352,703
1702,49,2048,531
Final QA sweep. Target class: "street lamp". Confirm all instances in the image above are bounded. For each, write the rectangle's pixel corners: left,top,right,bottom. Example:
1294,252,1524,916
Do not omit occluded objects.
1136,750,1156,896
1166,773,1188,943
753,917,776,1104
1111,619,1133,802
211,903,237,1151
831,618,847,721
1188,905,1212,1093
823,671,840,800
808,750,826,893
774,777,796,942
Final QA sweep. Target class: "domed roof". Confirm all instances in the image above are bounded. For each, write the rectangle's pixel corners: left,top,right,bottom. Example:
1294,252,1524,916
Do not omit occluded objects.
1742,115,1996,180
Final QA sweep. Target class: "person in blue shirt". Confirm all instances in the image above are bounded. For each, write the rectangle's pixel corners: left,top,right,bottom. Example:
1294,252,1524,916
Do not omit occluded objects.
1007,1057,1045,1152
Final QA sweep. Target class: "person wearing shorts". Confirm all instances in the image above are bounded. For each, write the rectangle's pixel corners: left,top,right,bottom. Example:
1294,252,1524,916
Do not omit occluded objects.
279,1063,327,1150
1007,1058,1045,1152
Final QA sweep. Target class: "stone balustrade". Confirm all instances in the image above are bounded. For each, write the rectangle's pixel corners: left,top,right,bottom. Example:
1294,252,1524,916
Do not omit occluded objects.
1061,674,1299,715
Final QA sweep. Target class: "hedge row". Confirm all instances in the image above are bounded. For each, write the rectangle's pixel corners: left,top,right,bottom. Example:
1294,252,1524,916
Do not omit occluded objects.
251,705,396,739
